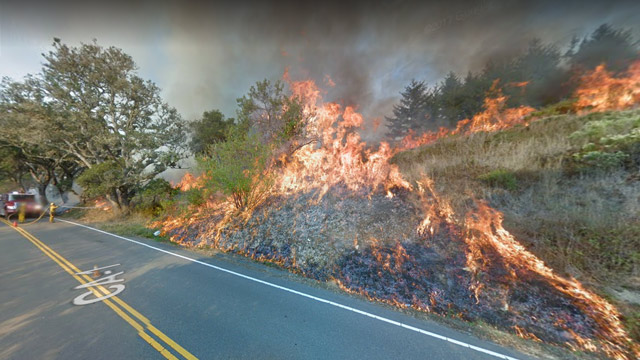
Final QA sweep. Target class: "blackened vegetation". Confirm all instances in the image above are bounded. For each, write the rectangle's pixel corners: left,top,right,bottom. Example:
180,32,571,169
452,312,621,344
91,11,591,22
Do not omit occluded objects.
169,185,613,352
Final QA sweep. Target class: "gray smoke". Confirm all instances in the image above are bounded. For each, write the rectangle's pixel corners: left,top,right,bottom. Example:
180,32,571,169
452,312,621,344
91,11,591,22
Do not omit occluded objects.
1,0,639,141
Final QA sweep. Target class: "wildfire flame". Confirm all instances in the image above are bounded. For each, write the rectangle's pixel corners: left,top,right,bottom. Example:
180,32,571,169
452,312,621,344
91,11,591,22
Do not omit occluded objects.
275,78,410,200
461,201,636,359
94,199,111,211
399,84,535,150
176,172,201,192
574,60,640,112
401,60,640,151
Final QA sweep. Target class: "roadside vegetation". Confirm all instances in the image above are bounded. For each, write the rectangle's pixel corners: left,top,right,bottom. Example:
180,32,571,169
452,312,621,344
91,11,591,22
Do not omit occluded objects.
64,207,171,243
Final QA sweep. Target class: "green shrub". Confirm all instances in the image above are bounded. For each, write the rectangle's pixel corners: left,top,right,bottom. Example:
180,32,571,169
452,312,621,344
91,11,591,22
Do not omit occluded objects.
198,125,273,210
600,128,640,149
569,111,640,149
528,99,576,118
567,111,640,171
573,151,629,169
76,160,125,199
185,188,205,207
132,178,177,216
478,169,518,190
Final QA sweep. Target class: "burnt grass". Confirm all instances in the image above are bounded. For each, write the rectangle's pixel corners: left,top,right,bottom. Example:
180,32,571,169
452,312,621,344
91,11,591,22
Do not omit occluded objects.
167,185,622,355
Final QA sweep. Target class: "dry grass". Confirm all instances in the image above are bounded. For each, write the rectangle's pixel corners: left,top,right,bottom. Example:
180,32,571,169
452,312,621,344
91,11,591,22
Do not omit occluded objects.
393,115,580,214
393,110,640,279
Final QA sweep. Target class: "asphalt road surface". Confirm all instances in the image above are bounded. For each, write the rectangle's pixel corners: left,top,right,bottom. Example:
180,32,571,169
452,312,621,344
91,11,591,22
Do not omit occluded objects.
0,219,534,360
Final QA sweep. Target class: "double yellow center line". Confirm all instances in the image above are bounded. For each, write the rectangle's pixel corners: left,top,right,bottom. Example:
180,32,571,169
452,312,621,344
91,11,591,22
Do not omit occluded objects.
2,219,198,360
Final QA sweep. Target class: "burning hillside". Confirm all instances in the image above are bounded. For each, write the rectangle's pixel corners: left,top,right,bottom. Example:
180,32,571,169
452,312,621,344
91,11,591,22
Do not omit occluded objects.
158,63,640,359
399,60,640,151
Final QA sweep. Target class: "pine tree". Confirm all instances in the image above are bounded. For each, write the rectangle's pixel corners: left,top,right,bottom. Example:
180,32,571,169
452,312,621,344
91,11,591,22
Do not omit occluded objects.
568,24,638,73
436,72,466,127
385,80,430,141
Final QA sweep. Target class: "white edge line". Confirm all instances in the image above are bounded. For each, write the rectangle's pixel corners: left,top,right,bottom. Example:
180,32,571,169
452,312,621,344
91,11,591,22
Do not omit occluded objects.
58,219,521,360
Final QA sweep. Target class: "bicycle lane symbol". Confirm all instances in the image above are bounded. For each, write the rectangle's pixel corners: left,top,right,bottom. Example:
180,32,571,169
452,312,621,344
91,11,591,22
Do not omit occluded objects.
73,264,125,305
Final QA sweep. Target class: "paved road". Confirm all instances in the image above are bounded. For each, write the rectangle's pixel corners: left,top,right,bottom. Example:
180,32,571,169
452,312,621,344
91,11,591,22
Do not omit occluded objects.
0,219,533,360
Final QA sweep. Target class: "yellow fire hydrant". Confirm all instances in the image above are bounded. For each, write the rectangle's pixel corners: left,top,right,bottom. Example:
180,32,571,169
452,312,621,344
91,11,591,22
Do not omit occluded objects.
49,203,57,223
18,203,26,223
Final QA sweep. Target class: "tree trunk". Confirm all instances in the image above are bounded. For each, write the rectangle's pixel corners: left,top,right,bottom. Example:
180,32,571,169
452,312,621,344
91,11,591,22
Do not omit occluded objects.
52,183,69,203
29,170,51,205
106,190,122,215
18,177,29,193
117,188,131,215
36,182,49,205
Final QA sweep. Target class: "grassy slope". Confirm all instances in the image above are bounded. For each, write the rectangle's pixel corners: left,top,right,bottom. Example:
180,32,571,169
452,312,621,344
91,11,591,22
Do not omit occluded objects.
392,109,640,342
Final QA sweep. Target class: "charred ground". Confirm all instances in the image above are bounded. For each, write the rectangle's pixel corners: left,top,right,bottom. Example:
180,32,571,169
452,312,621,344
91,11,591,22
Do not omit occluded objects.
163,174,637,358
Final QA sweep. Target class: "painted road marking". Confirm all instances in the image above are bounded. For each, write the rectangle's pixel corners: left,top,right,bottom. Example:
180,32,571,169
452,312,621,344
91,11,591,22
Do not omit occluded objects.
76,263,121,275
73,264,126,305
1,219,197,360
60,219,522,360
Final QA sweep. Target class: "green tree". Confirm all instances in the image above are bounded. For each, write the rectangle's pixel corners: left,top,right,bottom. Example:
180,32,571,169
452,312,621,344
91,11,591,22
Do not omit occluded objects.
458,72,488,120
510,39,566,107
189,110,234,155
567,24,639,72
36,39,187,213
76,160,126,200
0,77,76,204
385,80,432,141
132,178,177,216
0,144,30,191
436,72,468,127
236,79,307,145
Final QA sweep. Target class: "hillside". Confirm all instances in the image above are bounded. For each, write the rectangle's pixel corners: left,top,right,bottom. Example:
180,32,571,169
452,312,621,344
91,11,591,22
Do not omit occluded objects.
141,57,640,359
152,94,640,359
393,108,640,347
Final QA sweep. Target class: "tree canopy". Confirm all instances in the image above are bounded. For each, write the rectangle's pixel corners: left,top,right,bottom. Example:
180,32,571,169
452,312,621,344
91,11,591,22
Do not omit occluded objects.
189,110,234,155
0,39,187,212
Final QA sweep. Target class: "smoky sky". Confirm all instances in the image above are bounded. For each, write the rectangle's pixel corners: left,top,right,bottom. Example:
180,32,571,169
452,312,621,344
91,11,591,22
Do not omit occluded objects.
1,0,639,139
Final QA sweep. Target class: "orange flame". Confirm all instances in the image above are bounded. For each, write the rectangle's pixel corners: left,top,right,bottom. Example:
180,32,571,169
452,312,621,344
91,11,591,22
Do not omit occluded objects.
574,60,640,112
460,200,637,359
399,86,535,151
176,172,200,192
275,78,410,200
94,199,111,211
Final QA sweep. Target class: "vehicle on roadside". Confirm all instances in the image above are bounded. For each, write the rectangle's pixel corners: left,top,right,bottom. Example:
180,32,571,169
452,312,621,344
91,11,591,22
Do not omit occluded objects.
0,192,43,218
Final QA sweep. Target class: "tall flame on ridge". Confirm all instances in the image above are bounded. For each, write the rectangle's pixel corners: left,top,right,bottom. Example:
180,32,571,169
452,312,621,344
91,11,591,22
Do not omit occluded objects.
574,60,640,112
